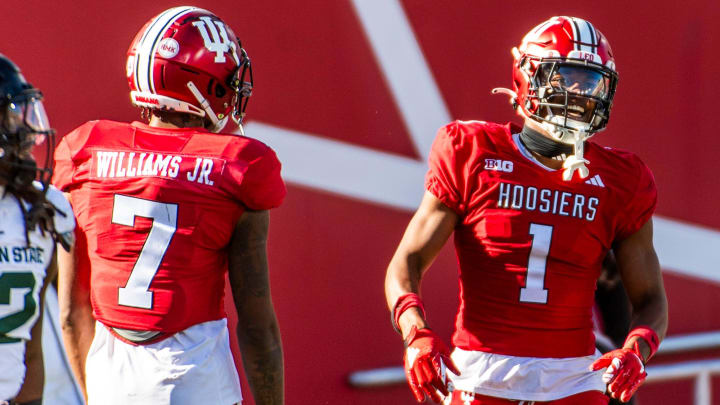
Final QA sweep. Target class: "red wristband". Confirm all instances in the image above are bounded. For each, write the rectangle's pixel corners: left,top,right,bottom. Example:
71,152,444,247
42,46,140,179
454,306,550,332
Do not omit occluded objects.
391,293,426,334
625,326,660,362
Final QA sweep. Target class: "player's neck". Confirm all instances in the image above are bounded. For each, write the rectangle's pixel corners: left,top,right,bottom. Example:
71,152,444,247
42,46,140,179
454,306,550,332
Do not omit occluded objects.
148,112,206,130
521,120,568,171
148,116,181,129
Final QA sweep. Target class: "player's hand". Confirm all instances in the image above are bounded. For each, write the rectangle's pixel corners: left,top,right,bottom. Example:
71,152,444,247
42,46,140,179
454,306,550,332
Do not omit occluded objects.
403,325,460,403
591,348,646,403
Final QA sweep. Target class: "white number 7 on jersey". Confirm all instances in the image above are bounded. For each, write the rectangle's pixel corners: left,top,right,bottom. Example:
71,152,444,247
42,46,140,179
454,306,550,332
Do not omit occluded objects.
112,195,178,309
519,223,553,304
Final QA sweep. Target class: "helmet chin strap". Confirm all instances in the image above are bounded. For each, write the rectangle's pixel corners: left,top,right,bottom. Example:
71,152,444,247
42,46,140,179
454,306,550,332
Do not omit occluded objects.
520,124,573,158
186,81,227,133
533,119,591,181
491,87,592,181
539,116,592,181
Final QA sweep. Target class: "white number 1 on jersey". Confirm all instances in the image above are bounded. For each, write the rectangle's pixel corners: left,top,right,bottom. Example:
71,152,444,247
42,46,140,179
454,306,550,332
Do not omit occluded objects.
519,223,553,304
112,195,178,309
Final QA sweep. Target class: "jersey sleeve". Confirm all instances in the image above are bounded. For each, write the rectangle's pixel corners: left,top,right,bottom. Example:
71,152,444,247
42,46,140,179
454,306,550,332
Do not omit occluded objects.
233,146,286,210
52,122,95,192
615,158,657,240
52,134,75,192
46,185,76,235
425,121,474,215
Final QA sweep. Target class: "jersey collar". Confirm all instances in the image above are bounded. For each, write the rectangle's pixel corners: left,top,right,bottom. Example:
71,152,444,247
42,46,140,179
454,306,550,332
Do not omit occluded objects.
512,133,556,172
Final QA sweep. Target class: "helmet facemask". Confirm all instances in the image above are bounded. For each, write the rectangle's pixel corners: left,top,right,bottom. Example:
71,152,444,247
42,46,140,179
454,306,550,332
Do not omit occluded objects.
525,58,617,143
0,86,70,251
0,89,55,192
227,47,253,133
516,57,618,180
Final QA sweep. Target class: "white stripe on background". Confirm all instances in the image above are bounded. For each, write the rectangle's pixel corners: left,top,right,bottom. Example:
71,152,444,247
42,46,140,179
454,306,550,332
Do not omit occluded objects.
350,0,451,159
247,122,426,210
654,216,720,284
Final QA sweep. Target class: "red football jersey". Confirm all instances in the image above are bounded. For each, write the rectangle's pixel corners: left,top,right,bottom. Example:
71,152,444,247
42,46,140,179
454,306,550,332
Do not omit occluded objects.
426,121,656,358
53,120,286,333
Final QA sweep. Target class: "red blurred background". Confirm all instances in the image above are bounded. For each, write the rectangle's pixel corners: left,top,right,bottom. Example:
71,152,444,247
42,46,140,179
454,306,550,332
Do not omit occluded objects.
3,0,719,403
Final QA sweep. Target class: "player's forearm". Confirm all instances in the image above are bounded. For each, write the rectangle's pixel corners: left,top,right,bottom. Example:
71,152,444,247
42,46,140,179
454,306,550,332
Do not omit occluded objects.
15,354,43,403
385,192,458,324
228,211,284,403
15,313,45,403
236,319,284,405
630,291,668,339
624,290,668,361
385,256,430,338
59,305,95,399
614,220,668,362
385,251,424,309
56,237,93,397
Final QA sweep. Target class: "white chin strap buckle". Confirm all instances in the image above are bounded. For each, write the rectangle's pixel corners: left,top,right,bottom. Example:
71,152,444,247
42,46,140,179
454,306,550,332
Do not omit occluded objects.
561,130,590,181
562,155,589,181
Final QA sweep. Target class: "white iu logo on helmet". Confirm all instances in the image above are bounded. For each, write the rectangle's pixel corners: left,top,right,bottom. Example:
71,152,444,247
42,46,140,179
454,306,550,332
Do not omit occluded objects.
192,16,238,64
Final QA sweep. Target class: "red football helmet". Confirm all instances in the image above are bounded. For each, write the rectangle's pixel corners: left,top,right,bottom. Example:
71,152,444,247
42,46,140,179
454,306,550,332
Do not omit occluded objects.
493,16,619,180
508,16,618,137
127,6,252,133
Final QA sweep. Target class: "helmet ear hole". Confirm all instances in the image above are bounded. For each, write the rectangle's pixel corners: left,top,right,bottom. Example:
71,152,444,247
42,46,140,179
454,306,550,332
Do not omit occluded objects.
205,80,226,99
215,84,226,98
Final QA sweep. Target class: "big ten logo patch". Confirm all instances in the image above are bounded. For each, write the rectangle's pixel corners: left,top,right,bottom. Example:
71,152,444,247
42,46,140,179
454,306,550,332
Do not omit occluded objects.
484,159,513,173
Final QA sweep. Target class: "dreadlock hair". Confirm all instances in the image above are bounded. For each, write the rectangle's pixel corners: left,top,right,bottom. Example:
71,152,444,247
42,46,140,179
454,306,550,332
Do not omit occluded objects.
1,150,70,251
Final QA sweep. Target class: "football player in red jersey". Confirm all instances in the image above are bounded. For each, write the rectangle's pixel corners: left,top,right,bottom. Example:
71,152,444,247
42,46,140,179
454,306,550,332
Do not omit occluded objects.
54,7,285,405
0,54,75,405
385,16,668,404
